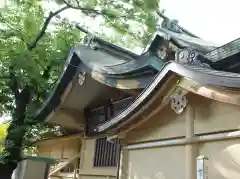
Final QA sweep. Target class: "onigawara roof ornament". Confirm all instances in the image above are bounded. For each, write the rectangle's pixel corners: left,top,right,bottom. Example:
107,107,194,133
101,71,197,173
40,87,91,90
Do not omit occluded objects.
77,24,100,50
161,18,183,34
156,10,199,38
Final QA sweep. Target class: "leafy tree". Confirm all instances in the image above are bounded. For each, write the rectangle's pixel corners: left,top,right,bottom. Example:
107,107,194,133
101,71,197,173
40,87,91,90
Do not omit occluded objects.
0,1,83,177
0,123,9,152
0,0,159,178
51,0,160,51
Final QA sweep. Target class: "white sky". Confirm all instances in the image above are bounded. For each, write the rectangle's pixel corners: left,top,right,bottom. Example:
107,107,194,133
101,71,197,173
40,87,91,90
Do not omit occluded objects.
160,0,240,45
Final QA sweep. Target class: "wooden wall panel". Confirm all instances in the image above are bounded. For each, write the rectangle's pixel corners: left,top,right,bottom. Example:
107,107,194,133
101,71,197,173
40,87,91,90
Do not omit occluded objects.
125,94,240,144
126,146,185,179
37,136,81,160
199,139,240,179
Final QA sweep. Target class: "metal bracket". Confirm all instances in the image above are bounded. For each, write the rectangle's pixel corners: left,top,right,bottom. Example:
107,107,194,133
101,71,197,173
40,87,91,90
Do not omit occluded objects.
170,88,188,114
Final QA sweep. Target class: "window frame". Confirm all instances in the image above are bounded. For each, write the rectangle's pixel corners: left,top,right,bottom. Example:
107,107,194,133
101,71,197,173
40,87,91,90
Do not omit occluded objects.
93,137,121,167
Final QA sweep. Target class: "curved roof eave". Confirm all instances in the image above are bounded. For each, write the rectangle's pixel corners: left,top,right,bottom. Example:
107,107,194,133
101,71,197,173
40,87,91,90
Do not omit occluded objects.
35,46,81,121
95,61,240,133
70,44,162,90
34,44,158,121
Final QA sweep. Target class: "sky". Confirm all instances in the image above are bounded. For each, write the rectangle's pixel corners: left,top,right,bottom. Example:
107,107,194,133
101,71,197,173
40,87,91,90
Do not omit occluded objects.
160,0,240,45
0,0,7,7
1,0,240,123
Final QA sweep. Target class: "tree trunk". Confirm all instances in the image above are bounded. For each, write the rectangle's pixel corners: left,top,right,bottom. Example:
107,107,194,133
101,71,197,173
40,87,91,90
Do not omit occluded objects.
0,87,31,178
0,162,17,179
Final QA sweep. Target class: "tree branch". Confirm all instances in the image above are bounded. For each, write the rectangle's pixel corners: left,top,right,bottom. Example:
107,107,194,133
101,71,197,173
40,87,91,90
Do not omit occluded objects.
27,5,70,51
61,0,128,18
8,67,19,98
61,0,101,14
0,75,10,80
27,0,130,51
0,15,25,42
0,29,23,40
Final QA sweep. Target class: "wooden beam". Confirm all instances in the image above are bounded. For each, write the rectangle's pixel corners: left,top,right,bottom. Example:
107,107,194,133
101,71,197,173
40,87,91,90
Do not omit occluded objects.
46,107,84,130
116,75,180,136
58,108,83,122
125,130,240,149
185,105,196,179
60,79,74,102
49,154,80,176
36,134,82,145
45,78,75,122
178,78,240,105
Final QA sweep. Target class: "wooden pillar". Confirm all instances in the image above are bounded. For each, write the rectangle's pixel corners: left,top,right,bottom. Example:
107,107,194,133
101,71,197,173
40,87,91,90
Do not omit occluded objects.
77,138,86,179
118,141,129,179
185,105,196,179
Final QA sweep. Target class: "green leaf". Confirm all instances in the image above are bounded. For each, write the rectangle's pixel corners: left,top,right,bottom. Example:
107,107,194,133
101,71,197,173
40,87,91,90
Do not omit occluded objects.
144,0,159,10
84,0,98,8
102,8,123,18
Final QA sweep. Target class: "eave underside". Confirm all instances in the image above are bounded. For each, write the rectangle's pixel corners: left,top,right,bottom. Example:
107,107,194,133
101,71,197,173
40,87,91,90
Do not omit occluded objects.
45,74,134,130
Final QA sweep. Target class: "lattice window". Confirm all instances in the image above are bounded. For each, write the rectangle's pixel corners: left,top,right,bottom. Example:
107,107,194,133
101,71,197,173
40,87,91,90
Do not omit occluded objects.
93,137,120,167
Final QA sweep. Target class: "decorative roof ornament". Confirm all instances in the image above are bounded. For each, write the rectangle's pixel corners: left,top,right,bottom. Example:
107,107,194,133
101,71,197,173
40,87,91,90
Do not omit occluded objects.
83,33,100,50
89,40,100,50
170,88,188,114
78,72,86,86
156,41,170,60
156,10,199,38
161,18,183,34
175,48,211,68
175,48,200,65
76,24,100,50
